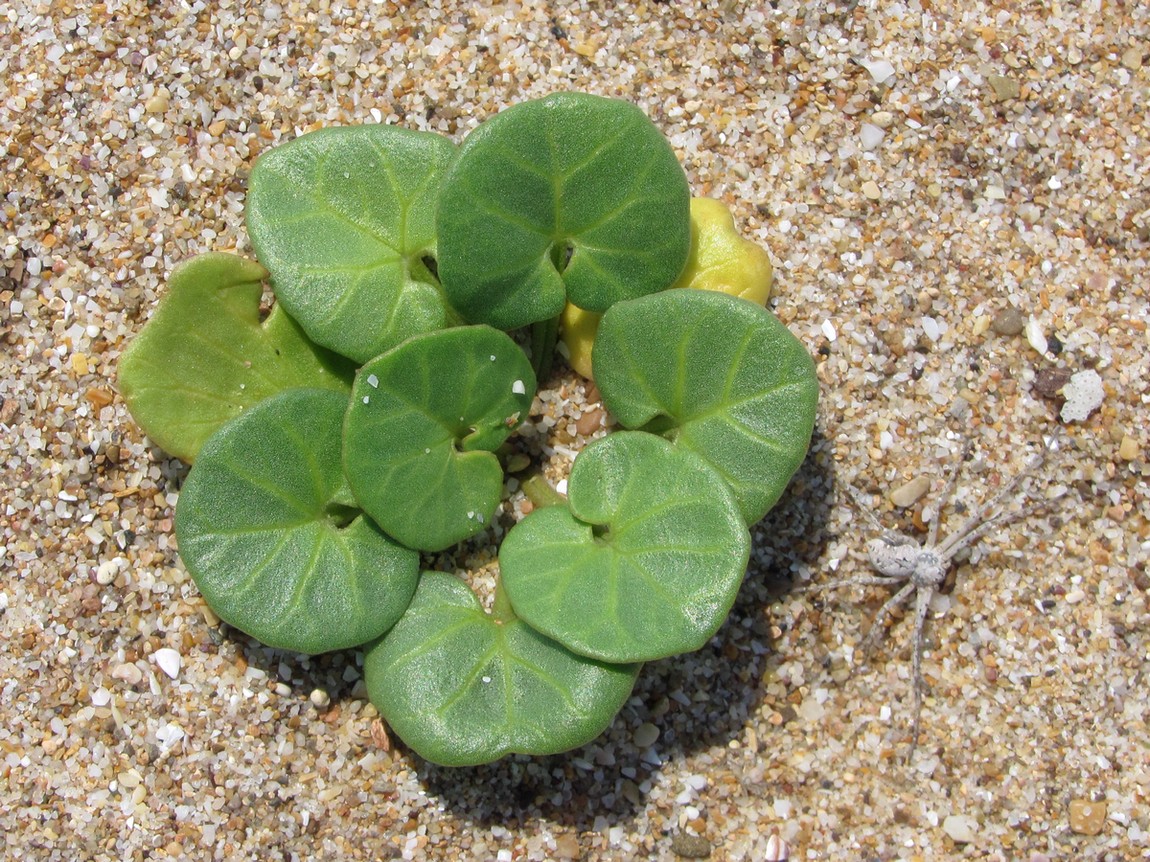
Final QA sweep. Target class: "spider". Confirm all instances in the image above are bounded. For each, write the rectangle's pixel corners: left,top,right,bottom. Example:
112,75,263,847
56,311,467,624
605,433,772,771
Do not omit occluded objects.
806,434,1058,760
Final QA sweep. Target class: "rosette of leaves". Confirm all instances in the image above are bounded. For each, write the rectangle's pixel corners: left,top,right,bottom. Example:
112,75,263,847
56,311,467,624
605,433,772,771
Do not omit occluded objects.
118,91,821,768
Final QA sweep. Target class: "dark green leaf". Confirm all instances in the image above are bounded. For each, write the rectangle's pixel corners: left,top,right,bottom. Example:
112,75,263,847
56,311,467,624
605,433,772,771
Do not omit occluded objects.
343,326,536,552
247,125,457,363
500,431,751,663
593,289,818,524
175,389,419,654
364,571,639,766
437,92,691,330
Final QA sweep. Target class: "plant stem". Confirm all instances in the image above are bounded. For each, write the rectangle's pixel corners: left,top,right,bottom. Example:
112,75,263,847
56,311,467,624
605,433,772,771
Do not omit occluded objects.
491,578,517,624
521,473,566,509
530,314,560,383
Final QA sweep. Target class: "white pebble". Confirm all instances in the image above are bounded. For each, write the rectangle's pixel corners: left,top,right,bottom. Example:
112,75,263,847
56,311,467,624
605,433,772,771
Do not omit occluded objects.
1060,370,1104,423
512,379,526,395
921,316,941,342
96,560,117,585
309,688,331,708
857,56,896,84
859,123,885,150
942,814,979,843
821,319,837,342
156,722,185,751
1025,317,1049,355
153,648,182,680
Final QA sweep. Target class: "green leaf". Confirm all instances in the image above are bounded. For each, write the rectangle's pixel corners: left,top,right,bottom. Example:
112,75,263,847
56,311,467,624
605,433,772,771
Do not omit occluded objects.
175,388,419,654
247,125,457,364
436,92,691,330
593,289,818,525
343,326,536,552
364,571,640,767
499,431,750,663
117,253,352,462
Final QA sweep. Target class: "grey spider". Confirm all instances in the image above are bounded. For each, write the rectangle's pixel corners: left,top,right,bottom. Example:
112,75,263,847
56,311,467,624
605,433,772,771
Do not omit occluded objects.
806,434,1058,760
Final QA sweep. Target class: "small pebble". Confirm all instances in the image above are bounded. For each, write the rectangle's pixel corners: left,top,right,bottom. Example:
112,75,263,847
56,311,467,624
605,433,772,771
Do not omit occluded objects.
670,832,712,858
1118,435,1140,461
1060,370,1104,423
991,306,1025,336
153,648,182,680
634,723,660,748
95,560,117,585
856,56,895,84
987,73,1021,101
1025,317,1049,355
859,123,885,150
310,688,331,708
1069,799,1106,835
1120,47,1144,71
111,662,143,686
890,476,931,508
553,834,581,860
942,814,979,843
860,180,881,200
1033,367,1072,400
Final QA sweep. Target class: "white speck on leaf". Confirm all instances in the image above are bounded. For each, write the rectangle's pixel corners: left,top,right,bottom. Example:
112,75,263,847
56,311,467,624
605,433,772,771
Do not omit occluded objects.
362,396,369,404
366,374,379,388
512,379,526,395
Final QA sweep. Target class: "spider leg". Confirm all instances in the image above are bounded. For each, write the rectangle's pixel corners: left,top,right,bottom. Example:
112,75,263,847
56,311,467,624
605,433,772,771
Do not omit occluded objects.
929,438,974,547
842,481,889,535
796,574,907,595
854,580,917,666
938,499,1056,561
905,584,935,763
936,444,1049,560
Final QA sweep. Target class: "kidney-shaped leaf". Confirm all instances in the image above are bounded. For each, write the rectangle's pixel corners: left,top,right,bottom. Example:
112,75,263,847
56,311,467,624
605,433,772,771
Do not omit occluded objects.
436,92,691,330
364,571,640,767
118,253,351,462
343,326,536,552
500,431,750,664
247,125,457,363
593,289,818,525
175,388,419,654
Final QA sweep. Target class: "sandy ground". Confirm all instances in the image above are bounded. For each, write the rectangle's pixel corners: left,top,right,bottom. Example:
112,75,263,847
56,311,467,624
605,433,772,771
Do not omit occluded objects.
2,1,1148,859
